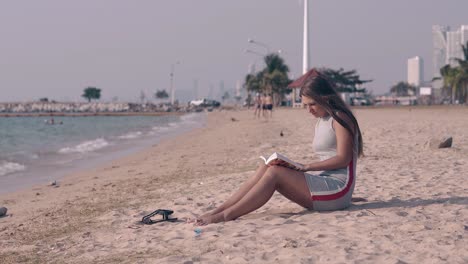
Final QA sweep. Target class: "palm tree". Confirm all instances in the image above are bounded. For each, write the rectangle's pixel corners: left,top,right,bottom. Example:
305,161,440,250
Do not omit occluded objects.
435,41,468,103
452,40,468,67
453,64,468,103
433,65,458,102
320,68,372,93
243,53,292,106
261,53,292,105
452,41,468,103
264,54,289,75
243,73,262,94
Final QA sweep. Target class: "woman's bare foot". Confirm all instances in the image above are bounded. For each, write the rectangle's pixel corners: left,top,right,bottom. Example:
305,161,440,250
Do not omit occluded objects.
194,212,225,226
196,206,226,220
185,217,197,224
186,210,218,224
197,211,213,220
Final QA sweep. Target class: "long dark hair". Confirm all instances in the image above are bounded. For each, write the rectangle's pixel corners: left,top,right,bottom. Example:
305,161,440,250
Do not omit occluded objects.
299,69,363,157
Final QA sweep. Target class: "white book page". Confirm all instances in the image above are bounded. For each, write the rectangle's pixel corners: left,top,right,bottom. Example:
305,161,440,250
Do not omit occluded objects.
260,152,304,170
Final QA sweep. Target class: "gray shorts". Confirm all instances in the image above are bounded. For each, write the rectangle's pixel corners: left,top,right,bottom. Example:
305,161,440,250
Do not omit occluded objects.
304,170,354,211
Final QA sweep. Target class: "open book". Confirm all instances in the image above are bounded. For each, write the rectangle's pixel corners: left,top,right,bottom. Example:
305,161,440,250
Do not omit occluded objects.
259,152,304,171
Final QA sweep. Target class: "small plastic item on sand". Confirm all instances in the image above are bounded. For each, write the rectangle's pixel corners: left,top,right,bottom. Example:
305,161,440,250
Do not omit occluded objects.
194,228,202,237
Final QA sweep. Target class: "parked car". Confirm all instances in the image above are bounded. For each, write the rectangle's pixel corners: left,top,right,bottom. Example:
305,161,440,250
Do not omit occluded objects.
351,97,372,106
189,98,221,108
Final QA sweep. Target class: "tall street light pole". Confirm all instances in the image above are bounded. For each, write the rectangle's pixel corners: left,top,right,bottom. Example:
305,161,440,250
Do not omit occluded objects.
303,0,310,74
170,61,180,105
291,0,311,108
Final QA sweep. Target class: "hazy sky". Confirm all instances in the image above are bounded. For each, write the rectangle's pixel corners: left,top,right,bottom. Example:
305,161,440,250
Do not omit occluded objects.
0,0,467,102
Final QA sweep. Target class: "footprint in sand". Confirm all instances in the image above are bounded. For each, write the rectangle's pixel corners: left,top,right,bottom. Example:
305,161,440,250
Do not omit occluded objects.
395,211,409,217
283,239,299,248
282,219,297,224
356,211,369,217
305,240,319,247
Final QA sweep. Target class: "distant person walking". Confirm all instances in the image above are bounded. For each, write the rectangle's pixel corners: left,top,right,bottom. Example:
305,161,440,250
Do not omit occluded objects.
264,94,273,118
261,94,267,118
253,93,262,118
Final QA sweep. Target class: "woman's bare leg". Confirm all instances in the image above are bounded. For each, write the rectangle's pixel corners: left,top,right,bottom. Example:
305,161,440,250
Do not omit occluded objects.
197,166,313,225
197,164,268,218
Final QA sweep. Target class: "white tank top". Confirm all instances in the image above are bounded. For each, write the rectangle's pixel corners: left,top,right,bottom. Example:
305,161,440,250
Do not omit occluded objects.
312,115,352,182
313,115,338,161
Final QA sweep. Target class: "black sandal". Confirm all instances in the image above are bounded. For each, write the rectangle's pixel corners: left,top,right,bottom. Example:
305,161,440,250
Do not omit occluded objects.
141,209,178,224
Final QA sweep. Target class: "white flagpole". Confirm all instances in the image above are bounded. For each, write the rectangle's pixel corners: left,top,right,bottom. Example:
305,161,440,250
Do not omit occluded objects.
302,0,310,74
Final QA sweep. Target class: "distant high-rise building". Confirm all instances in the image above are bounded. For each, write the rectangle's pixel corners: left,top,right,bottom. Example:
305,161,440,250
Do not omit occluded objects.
447,31,462,66
447,25,468,66
408,56,424,87
432,25,468,88
462,25,468,46
432,25,449,88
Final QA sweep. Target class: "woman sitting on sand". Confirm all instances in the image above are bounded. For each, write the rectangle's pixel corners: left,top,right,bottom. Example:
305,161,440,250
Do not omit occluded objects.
195,68,363,225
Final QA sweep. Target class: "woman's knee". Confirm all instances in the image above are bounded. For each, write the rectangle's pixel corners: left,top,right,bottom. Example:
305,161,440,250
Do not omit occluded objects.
263,165,285,182
268,165,289,174
254,163,269,179
258,163,268,171
265,166,304,187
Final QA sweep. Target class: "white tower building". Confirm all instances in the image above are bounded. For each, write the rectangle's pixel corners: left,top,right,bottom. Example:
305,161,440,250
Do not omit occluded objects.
407,56,424,87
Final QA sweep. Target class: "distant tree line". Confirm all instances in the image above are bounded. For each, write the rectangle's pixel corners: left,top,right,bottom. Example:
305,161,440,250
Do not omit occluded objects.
243,53,371,105
37,86,174,104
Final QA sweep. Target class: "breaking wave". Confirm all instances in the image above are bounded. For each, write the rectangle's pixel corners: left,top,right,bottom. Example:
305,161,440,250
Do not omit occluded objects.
58,138,110,154
0,161,26,176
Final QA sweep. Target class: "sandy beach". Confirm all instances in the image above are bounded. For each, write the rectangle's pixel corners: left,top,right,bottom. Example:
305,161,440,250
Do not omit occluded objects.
0,106,467,263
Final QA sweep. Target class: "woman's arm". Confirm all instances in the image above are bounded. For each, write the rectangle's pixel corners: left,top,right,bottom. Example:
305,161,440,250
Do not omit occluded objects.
302,114,354,171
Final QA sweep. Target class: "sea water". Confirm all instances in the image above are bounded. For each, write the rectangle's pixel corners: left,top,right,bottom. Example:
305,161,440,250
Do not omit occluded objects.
0,113,205,194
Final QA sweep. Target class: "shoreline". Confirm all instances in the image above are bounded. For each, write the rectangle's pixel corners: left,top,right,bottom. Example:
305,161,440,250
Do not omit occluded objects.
1,107,467,263
0,111,184,117
0,112,206,195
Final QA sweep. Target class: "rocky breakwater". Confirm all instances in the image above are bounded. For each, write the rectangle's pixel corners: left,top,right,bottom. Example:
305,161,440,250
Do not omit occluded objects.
0,102,186,115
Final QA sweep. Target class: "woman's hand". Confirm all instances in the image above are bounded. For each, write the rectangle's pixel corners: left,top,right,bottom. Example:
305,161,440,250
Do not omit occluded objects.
267,159,284,166
297,164,308,172
268,160,304,171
